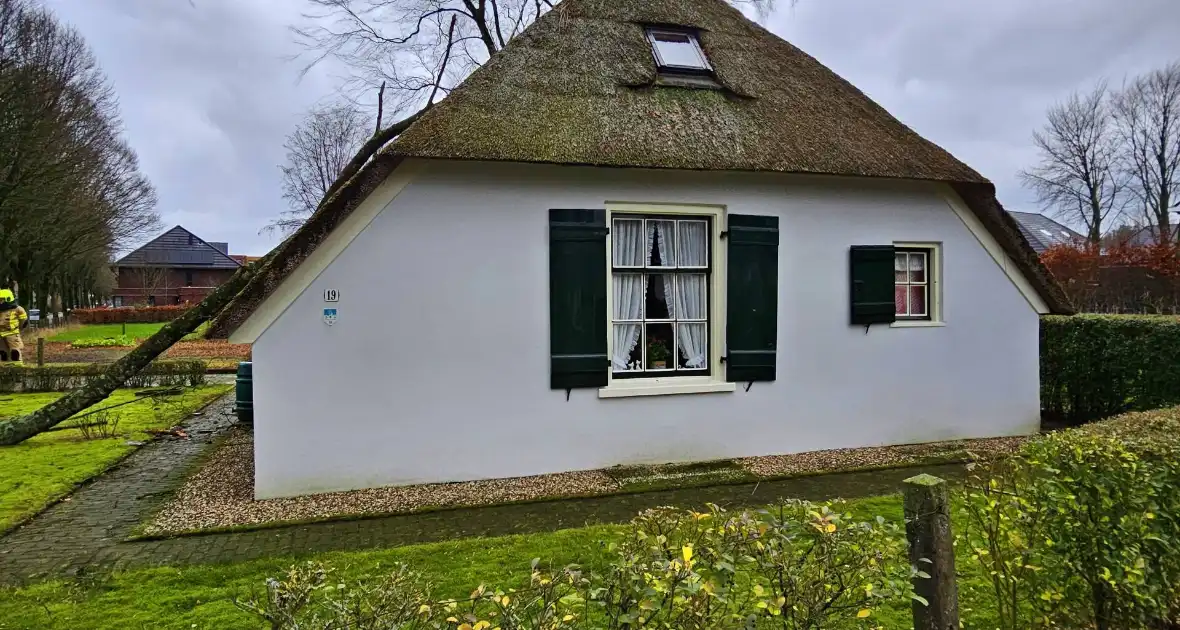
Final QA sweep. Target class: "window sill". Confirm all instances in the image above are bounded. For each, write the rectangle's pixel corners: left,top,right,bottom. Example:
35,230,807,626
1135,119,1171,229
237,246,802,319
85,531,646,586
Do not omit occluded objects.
890,320,946,328
598,379,736,399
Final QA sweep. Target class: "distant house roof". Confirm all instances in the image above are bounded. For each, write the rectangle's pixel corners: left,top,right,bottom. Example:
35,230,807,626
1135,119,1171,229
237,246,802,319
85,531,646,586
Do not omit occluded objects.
1007,211,1085,253
115,226,241,269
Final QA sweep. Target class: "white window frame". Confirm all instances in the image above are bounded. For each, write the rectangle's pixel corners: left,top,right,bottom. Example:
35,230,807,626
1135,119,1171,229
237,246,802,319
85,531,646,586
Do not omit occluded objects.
645,28,712,72
601,203,734,398
891,241,944,328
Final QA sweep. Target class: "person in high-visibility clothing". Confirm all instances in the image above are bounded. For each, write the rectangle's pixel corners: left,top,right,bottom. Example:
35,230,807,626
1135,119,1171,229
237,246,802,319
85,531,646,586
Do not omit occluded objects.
0,289,28,365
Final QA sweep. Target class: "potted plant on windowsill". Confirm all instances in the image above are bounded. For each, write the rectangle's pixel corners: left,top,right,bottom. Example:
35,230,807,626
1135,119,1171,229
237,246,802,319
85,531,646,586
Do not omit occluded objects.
648,339,672,370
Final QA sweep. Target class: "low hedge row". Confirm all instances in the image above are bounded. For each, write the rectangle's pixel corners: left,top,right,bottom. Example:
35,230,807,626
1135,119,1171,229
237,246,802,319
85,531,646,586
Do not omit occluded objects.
1041,314,1180,425
0,360,207,393
72,306,186,324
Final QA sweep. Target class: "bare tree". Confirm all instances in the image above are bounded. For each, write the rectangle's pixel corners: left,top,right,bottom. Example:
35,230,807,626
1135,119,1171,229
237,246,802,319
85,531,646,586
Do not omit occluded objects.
292,0,785,140
1021,83,1125,244
133,265,168,305
267,101,371,236
0,0,158,304
1112,61,1180,245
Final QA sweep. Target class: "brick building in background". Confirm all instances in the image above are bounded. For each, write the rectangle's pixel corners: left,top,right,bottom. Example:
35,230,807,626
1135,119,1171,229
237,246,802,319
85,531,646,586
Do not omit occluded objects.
112,226,243,306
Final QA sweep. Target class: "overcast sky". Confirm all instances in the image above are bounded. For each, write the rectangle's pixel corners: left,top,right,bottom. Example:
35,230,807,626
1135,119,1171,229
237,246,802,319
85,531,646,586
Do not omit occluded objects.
44,0,1180,255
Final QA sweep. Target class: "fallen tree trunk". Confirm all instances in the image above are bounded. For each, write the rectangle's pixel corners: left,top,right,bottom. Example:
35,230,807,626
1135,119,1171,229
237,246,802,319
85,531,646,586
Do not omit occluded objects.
0,263,259,445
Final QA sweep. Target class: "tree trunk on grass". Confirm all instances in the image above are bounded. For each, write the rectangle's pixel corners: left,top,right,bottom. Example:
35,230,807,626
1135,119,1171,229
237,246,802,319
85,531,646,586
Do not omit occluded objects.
0,263,259,445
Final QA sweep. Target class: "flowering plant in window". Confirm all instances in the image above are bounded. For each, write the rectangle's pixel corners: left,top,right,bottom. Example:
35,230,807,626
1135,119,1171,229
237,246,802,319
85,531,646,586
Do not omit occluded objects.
647,339,671,369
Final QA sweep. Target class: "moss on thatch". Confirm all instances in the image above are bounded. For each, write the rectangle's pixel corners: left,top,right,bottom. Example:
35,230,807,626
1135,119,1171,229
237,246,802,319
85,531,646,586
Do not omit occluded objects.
388,0,988,183
209,0,1070,338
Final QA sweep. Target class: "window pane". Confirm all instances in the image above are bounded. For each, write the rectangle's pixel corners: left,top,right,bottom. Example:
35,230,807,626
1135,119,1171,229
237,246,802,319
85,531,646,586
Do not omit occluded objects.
613,218,644,266
612,323,643,372
645,273,675,319
894,253,907,282
613,274,644,320
651,34,707,69
908,286,927,316
647,220,676,267
677,221,708,267
645,323,675,371
677,323,707,369
894,285,907,315
908,253,926,283
673,274,707,319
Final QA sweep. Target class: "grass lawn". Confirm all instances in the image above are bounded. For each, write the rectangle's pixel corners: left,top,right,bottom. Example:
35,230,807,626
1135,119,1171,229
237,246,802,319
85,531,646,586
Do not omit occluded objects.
48,323,167,343
0,385,231,533
0,494,1003,630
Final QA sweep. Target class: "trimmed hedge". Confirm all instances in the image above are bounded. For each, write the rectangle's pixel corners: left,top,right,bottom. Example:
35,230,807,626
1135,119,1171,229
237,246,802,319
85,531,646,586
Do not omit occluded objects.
72,306,186,324
0,360,207,393
1041,315,1180,425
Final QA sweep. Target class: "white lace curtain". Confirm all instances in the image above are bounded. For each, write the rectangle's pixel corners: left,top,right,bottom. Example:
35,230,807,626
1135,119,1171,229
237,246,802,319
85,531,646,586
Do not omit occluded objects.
612,220,645,370
653,222,708,369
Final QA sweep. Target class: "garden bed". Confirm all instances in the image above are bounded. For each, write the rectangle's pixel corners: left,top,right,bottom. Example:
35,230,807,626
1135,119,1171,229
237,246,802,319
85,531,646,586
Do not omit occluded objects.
37,339,250,370
141,430,1029,536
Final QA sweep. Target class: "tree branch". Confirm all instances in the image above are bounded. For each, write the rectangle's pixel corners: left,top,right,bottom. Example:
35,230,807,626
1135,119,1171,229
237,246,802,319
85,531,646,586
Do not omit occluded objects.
320,106,428,205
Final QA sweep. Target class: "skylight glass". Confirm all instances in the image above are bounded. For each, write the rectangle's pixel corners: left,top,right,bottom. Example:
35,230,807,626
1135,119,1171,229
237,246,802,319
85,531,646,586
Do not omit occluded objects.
646,28,711,72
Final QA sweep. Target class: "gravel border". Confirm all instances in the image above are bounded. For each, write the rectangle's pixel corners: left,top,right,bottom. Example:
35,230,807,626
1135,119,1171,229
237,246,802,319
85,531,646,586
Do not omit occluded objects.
144,431,1032,536
142,427,620,535
737,435,1031,478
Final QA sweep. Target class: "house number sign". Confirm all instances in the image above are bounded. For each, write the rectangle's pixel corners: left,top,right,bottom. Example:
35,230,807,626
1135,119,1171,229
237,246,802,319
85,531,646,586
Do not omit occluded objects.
324,289,340,302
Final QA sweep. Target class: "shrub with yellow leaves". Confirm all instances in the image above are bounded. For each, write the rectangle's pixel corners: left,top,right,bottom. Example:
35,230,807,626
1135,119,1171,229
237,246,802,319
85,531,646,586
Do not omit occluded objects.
236,500,916,629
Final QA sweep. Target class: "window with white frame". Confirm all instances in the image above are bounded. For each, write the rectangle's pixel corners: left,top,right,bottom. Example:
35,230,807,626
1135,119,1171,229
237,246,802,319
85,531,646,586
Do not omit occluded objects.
645,28,712,73
894,248,931,320
611,215,710,378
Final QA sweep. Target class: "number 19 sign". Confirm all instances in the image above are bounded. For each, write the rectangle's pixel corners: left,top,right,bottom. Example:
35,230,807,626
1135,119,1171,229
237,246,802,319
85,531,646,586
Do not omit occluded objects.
324,289,340,302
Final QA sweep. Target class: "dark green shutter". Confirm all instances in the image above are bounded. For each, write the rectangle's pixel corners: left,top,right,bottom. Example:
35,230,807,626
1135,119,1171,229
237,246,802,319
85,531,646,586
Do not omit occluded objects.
849,245,896,325
726,214,779,382
549,209,608,389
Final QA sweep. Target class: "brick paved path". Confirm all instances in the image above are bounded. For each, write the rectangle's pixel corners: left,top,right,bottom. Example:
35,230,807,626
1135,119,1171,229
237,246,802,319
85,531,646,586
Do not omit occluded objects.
0,393,965,585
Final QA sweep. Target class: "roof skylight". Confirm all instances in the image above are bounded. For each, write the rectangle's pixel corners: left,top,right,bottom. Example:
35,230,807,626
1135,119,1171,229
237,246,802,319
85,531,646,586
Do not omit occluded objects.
646,28,711,72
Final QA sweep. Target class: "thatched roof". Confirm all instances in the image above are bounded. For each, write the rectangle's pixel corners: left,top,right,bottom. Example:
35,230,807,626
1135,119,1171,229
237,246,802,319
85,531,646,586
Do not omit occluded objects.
208,0,1069,338
390,0,989,182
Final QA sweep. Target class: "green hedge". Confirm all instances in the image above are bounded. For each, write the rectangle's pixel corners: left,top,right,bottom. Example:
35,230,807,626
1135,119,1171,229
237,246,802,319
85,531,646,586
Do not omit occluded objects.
1041,314,1180,425
0,360,207,393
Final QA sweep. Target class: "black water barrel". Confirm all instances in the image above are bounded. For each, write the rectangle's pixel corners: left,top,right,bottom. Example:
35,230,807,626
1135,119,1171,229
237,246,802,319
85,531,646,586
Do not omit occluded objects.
235,361,253,423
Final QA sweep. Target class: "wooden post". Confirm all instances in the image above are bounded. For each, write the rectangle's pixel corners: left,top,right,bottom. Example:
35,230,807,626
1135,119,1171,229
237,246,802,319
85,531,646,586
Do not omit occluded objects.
36,338,44,368
903,473,959,630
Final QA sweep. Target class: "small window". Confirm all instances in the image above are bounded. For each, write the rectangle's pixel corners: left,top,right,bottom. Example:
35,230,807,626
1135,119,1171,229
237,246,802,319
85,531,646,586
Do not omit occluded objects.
611,215,711,378
112,296,123,307
184,271,194,287
894,249,930,320
646,28,711,72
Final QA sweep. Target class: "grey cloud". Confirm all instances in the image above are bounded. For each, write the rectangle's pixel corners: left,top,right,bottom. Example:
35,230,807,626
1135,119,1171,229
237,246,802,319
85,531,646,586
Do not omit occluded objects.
777,0,1180,221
